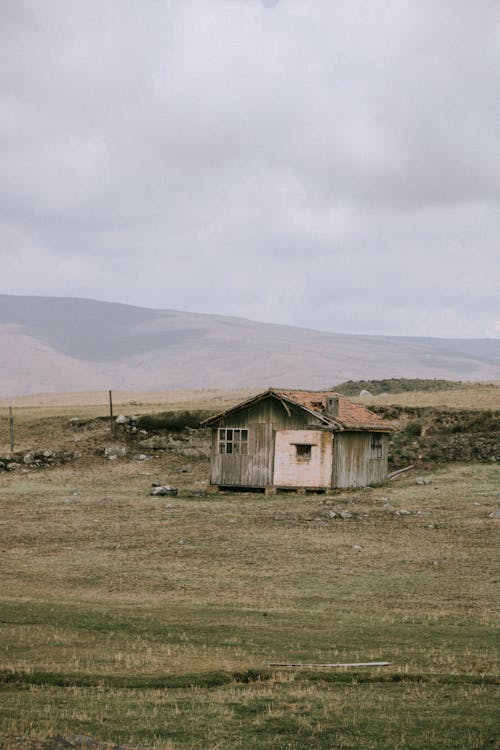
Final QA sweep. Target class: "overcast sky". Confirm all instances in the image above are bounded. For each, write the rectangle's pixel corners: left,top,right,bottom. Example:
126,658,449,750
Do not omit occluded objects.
1,0,499,338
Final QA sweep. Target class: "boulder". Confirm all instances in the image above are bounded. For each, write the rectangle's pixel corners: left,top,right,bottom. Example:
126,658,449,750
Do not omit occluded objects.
104,445,128,459
149,485,178,497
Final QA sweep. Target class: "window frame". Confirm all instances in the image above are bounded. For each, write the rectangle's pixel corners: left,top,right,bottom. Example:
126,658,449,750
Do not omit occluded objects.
218,427,249,455
370,432,383,460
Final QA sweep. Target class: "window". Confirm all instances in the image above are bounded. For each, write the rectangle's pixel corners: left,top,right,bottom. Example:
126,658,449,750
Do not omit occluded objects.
370,433,383,459
295,443,312,461
218,428,248,454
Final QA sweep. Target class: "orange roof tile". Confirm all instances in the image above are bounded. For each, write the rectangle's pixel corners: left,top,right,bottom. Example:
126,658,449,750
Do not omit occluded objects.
274,389,393,431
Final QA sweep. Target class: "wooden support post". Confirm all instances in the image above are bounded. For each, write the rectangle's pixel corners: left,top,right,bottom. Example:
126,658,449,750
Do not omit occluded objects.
109,390,115,437
9,406,14,454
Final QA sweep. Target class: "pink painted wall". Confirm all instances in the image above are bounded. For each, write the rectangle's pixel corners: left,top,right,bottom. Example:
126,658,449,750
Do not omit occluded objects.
273,429,333,488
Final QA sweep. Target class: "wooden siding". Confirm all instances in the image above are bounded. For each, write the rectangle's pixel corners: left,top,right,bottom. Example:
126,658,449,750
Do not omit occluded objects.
215,396,323,431
273,430,333,488
333,432,389,488
210,422,274,487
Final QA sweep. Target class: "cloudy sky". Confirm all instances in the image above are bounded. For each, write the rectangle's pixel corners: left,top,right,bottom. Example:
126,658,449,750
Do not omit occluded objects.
1,0,499,338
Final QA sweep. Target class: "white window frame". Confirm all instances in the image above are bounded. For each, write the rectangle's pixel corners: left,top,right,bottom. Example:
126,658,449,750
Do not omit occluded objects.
218,428,249,455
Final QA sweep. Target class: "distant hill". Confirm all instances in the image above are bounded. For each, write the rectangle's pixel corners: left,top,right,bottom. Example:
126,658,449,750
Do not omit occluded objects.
0,294,499,396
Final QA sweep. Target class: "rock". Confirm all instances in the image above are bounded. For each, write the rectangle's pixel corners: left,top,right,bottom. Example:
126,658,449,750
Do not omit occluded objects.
416,477,432,485
394,509,411,515
138,436,168,450
326,510,337,518
104,445,128,459
359,389,372,397
23,452,36,465
115,415,129,424
150,485,177,497
488,509,500,519
7,462,20,471
382,502,393,509
340,510,352,519
134,454,149,461
188,489,207,498
352,544,362,551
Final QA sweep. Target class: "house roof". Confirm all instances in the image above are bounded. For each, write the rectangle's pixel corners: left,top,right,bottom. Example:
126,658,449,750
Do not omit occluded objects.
202,388,394,432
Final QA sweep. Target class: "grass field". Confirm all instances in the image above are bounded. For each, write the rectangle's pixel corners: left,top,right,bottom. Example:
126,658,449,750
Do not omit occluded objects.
0,387,499,748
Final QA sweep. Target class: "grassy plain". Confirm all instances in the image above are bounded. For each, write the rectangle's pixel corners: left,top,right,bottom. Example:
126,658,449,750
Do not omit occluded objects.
0,386,499,748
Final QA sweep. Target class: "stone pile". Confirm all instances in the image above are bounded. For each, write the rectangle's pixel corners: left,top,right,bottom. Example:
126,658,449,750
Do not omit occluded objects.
0,450,80,471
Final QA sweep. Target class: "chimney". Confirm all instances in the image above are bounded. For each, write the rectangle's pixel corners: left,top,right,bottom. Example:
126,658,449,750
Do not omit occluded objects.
325,396,339,418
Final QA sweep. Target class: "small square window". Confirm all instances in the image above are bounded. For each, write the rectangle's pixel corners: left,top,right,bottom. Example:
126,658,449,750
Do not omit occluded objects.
295,444,312,460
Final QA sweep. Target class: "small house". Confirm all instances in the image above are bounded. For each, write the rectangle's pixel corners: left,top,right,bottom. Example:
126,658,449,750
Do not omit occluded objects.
203,388,394,492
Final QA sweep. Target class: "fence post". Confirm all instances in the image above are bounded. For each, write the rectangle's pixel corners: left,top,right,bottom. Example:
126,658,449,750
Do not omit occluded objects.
9,406,14,454
109,390,115,437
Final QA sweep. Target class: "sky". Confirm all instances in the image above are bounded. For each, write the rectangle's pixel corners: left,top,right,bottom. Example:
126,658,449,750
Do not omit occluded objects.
1,0,499,338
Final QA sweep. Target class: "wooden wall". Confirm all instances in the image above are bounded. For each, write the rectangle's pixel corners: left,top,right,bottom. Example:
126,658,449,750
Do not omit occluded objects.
333,432,389,488
210,396,324,487
209,394,389,489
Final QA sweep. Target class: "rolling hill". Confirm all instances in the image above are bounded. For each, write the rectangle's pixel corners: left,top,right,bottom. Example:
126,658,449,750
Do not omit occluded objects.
0,294,499,395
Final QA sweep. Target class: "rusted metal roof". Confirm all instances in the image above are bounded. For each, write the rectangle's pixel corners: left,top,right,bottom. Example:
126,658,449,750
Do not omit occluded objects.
202,388,393,432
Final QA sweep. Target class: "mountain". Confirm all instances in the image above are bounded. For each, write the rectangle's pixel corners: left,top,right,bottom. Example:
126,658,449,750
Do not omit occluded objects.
0,294,499,395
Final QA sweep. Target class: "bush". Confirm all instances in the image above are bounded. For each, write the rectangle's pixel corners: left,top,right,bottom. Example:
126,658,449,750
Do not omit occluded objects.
136,410,211,433
332,378,463,396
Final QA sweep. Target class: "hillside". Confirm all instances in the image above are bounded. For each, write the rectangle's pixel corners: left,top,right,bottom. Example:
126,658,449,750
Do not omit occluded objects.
1,294,499,395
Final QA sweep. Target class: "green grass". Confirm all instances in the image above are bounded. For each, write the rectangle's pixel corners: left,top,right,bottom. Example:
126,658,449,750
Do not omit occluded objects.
0,456,499,748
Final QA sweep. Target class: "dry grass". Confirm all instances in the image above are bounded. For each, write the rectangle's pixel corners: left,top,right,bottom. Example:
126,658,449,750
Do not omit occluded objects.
0,386,499,748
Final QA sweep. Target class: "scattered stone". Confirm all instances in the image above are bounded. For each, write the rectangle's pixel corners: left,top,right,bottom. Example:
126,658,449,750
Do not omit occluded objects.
134,454,149,461
326,510,337,518
163,503,176,510
340,510,353,519
115,415,129,424
416,477,432,485
179,539,188,544
352,544,362,551
138,436,169,450
150,485,178,497
488,509,500,519
382,502,394,509
104,445,128,459
394,509,411,515
68,417,82,426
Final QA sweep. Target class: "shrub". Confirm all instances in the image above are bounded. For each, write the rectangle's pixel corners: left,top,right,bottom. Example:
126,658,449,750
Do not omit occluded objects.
136,410,211,433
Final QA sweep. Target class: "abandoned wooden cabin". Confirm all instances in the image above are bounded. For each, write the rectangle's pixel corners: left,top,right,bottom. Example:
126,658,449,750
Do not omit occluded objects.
203,388,394,492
